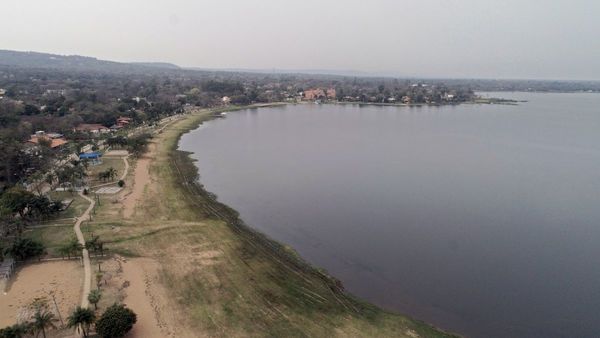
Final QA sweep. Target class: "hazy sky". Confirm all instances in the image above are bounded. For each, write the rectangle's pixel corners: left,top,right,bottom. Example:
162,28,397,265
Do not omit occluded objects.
2,0,599,80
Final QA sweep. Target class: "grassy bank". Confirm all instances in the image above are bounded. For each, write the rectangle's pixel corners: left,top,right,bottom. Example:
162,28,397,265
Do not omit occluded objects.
135,106,457,337
21,105,458,336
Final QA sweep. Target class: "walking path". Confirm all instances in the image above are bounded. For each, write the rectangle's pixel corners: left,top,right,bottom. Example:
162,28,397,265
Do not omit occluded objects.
90,156,129,189
74,191,95,308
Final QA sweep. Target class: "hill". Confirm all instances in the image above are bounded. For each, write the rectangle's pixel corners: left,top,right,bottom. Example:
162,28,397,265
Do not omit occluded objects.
0,50,179,73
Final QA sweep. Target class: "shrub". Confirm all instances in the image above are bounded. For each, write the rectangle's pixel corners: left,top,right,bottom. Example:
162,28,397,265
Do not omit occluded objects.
0,322,31,338
95,304,137,338
117,180,125,187
5,238,45,260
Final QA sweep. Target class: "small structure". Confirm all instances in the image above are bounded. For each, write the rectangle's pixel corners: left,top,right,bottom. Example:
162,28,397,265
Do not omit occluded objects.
27,131,68,149
111,116,133,130
221,96,231,105
79,151,103,165
74,124,110,134
0,258,16,280
116,116,133,125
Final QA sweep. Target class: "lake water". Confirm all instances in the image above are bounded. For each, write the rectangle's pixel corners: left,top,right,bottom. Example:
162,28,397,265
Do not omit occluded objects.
179,93,600,337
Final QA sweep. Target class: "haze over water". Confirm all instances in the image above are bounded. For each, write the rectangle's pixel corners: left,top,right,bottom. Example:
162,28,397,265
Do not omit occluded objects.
180,93,600,337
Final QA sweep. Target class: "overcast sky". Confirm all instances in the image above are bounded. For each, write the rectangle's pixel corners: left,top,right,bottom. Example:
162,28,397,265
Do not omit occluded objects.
1,0,599,80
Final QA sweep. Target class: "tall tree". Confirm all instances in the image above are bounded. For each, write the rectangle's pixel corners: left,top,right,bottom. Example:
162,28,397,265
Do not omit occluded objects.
67,307,95,338
32,309,57,338
88,290,102,310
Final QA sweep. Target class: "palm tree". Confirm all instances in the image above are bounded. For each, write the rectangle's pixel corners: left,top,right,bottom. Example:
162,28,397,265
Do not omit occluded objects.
107,167,117,181
88,290,102,310
67,307,95,337
32,309,57,338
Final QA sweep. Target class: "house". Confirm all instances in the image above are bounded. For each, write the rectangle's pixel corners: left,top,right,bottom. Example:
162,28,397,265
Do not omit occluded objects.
304,88,336,101
443,93,455,101
109,124,124,131
303,89,325,100
27,131,68,149
74,123,110,134
326,88,336,99
116,116,133,125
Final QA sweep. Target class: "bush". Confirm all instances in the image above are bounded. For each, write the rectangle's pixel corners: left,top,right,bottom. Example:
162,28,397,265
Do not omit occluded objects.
117,180,125,187
0,323,31,338
95,304,137,338
5,238,45,260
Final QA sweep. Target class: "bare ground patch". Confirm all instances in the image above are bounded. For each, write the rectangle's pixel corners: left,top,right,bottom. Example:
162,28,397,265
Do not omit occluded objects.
0,260,82,328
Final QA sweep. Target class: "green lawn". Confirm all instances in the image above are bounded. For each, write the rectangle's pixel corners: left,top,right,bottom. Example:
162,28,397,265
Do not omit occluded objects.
87,157,126,186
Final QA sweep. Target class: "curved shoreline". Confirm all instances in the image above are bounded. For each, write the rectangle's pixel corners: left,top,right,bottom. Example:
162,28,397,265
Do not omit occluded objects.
166,105,459,337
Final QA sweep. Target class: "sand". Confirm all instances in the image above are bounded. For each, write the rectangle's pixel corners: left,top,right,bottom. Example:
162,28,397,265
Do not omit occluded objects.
121,258,173,338
0,260,83,327
95,256,174,338
122,145,154,219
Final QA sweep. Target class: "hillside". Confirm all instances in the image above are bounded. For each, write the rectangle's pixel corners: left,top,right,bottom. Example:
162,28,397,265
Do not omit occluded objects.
0,50,179,73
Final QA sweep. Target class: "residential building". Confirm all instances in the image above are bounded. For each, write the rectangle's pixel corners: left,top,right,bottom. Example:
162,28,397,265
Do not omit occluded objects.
27,131,68,148
74,123,110,133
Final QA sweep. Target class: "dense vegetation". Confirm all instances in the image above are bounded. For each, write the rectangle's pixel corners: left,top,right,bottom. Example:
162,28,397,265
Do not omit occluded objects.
95,304,137,338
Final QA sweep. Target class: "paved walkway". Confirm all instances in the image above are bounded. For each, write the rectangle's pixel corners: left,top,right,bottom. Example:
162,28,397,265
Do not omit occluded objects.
74,191,95,308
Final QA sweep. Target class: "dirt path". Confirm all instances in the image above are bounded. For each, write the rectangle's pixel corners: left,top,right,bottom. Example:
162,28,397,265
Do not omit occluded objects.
75,191,95,308
120,156,130,181
120,258,174,338
123,146,154,218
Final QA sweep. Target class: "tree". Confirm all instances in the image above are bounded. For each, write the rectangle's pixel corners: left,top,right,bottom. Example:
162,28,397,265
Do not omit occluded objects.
58,238,82,259
95,272,103,290
126,134,151,157
106,167,117,181
0,323,31,338
88,290,102,310
67,307,95,338
0,187,35,219
32,309,57,338
5,238,45,260
95,304,137,338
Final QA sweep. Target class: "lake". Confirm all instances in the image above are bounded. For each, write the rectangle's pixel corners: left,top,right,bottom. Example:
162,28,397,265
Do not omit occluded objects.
179,93,600,337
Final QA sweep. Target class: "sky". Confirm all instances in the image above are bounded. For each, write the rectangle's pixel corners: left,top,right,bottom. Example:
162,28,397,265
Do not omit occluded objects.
1,0,600,80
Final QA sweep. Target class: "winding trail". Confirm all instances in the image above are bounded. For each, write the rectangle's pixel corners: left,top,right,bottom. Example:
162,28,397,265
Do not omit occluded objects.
120,156,130,181
75,155,130,308
90,155,130,189
74,191,95,308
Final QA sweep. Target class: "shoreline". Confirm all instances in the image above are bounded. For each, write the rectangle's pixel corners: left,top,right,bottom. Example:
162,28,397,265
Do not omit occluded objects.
164,104,459,337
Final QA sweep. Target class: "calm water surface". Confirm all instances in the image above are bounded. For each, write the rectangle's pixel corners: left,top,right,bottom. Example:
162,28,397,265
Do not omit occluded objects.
180,93,600,337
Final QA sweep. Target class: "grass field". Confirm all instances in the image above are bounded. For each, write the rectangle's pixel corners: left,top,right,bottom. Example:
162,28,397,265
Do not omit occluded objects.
87,156,126,186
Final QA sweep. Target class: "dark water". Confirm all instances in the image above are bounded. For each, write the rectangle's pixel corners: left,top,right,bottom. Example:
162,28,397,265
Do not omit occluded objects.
179,93,600,337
